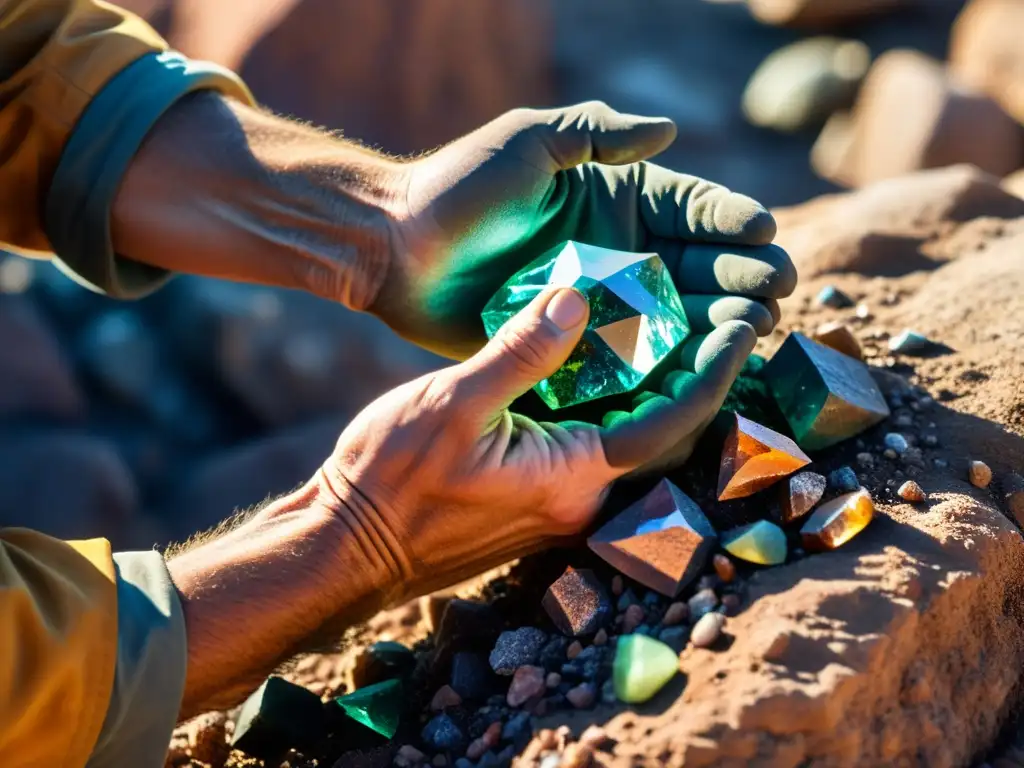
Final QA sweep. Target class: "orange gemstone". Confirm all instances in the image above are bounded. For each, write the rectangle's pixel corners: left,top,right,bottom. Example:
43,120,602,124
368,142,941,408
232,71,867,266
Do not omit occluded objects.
717,414,812,501
800,488,875,551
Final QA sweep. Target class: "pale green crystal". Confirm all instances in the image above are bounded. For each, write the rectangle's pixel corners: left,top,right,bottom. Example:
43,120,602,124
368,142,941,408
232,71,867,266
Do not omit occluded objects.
481,241,690,409
722,520,787,566
613,634,679,704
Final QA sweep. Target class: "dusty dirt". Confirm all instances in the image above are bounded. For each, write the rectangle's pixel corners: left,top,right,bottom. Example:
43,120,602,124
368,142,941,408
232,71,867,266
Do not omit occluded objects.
167,164,1024,768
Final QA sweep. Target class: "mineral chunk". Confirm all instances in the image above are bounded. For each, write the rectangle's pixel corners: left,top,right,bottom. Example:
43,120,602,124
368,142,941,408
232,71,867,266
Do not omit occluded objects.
828,465,860,494
801,488,875,551
778,470,827,523
489,627,547,675
481,241,689,409
722,520,788,565
612,635,679,704
587,478,717,597
813,321,862,360
718,413,811,501
451,651,498,700
334,678,403,739
898,480,926,502
352,640,417,688
764,332,890,450
888,329,938,355
969,460,993,488
690,612,727,649
815,285,854,308
542,567,611,637
422,713,467,752
232,676,327,761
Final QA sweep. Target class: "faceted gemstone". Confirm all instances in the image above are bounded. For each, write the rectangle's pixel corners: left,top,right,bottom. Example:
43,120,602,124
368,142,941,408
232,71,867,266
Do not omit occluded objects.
812,321,862,360
801,488,875,551
888,329,937,355
718,413,812,501
587,478,717,597
778,470,827,523
764,332,890,451
815,285,854,308
352,640,417,688
721,520,788,565
612,634,679,704
334,678,403,739
232,676,327,761
542,567,611,637
481,241,689,409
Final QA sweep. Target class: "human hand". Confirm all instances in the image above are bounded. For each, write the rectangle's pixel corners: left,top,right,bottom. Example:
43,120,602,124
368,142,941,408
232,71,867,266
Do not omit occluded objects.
320,287,756,605
372,101,795,360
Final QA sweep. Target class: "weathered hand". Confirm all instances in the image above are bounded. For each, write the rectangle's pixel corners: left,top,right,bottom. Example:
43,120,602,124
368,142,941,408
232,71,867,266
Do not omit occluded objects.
320,288,755,605
373,101,795,360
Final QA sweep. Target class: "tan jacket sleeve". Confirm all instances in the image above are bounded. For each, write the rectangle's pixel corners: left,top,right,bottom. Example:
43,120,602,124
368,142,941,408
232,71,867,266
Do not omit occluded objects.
0,0,168,256
0,530,118,768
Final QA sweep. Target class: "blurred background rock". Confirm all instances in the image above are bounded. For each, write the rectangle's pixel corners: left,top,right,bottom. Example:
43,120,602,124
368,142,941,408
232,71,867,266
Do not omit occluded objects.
5,0,1023,548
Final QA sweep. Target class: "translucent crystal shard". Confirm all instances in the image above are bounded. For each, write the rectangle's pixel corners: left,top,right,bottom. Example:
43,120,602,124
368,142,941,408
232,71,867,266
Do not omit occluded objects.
481,241,689,409
800,487,875,551
764,333,890,451
542,567,611,637
613,634,679,704
718,413,812,501
721,520,787,565
588,479,717,597
334,678,403,739
777,471,827,523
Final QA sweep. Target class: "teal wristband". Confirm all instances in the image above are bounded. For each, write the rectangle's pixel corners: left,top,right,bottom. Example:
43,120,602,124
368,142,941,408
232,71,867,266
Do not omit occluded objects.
45,51,250,299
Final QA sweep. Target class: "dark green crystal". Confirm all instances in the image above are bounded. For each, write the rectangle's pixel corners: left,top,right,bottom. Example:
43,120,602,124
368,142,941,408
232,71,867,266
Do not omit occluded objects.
481,241,690,409
232,676,327,761
334,678,403,739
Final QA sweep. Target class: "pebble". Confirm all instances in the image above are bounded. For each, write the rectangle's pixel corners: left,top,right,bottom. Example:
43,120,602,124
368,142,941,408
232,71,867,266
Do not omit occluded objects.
923,434,939,447
687,589,719,621
507,665,546,707
616,589,637,613
539,755,562,768
713,554,736,583
969,460,993,489
422,714,467,752
600,680,617,705
545,671,562,689
856,452,875,468
884,448,898,460
433,755,448,767
642,590,662,607
934,458,949,469
566,641,583,660
610,576,624,596
690,612,726,649
816,285,854,308
489,628,547,675
828,465,860,494
502,712,531,745
902,447,926,468
451,651,496,701
898,480,926,502
622,604,645,634
888,329,937,355
854,303,872,320
894,413,914,428
565,682,597,709
431,685,463,711
662,602,688,627
537,637,569,670
454,759,474,768
812,320,863,360
579,725,609,750
883,433,909,456
658,625,690,653
721,594,742,615
592,629,608,646
398,745,426,765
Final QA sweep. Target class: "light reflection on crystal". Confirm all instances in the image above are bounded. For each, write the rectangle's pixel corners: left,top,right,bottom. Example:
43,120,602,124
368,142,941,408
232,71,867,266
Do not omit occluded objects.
800,488,875,551
717,413,811,501
721,520,787,565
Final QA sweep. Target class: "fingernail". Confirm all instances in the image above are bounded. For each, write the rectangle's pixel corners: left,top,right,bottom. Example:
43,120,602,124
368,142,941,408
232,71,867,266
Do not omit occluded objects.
544,288,588,331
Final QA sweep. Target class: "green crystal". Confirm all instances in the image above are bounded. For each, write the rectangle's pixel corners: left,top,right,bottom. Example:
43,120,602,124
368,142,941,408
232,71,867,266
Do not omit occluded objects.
613,634,679,704
334,678,403,739
764,332,889,451
232,676,326,760
481,241,690,409
721,520,787,566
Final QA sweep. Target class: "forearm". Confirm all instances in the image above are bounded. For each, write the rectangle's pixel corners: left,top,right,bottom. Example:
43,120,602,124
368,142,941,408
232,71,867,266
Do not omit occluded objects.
166,476,398,719
111,91,402,310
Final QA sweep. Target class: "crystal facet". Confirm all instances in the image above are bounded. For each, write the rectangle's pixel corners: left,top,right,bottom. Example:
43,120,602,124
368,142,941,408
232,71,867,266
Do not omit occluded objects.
588,479,717,597
778,470,827,523
481,241,690,409
542,567,612,637
722,520,788,565
764,332,890,451
718,413,812,501
334,679,403,739
812,321,862,360
232,676,327,761
800,488,875,551
612,634,679,704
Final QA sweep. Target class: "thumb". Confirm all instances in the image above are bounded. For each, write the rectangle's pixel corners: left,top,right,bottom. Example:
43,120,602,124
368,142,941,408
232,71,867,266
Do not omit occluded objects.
527,101,677,171
451,288,589,424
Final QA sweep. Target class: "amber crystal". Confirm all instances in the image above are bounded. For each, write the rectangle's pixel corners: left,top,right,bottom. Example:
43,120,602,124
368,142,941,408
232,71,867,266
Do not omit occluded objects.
764,332,890,451
777,471,827,523
588,479,716,597
717,413,812,501
800,488,875,551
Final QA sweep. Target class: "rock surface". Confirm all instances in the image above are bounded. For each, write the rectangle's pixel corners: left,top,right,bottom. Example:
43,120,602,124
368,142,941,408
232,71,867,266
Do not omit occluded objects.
949,0,1024,123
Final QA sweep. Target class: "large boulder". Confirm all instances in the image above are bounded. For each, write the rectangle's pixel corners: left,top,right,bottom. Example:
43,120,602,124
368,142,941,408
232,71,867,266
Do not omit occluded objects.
949,0,1024,124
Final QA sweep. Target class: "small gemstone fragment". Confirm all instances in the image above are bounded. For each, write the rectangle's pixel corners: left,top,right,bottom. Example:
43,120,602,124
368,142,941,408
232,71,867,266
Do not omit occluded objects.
828,465,860,494
884,433,909,455
778,471,827,523
481,241,690,409
542,567,611,637
897,480,926,502
334,678,403,739
612,635,679,704
232,676,326,762
722,520,788,565
690,612,726,649
717,413,812,501
352,640,417,688
816,285,854,308
588,478,717,596
888,329,938,355
969,460,993,488
800,488,875,551
813,321,862,360
713,553,737,582
489,628,547,675
764,332,890,451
